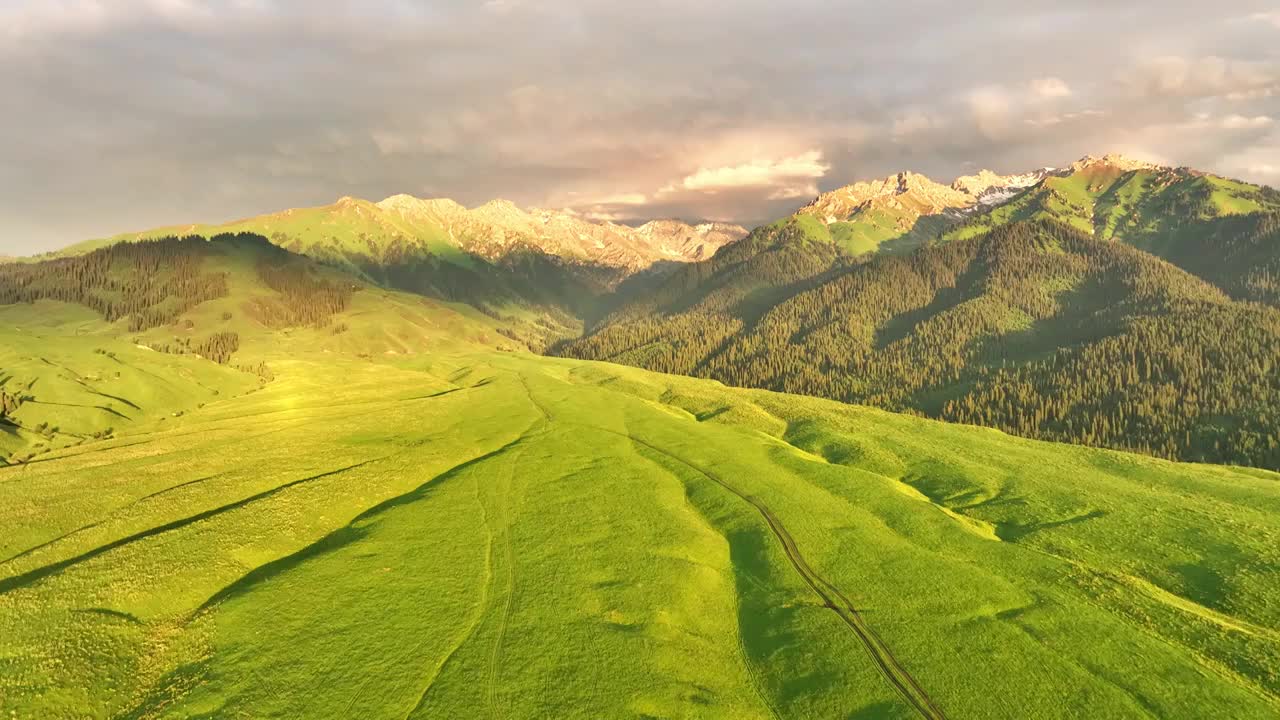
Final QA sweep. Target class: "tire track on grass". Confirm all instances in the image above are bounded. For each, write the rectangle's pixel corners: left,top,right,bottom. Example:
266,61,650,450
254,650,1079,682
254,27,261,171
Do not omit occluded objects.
627,445,784,720
341,469,499,719
391,472,496,720
484,445,523,720
624,433,947,720
404,374,545,718
399,440,544,719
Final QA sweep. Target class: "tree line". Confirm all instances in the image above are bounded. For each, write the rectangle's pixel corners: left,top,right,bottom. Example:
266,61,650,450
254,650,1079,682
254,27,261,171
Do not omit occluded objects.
0,237,229,331
146,331,241,365
254,251,358,328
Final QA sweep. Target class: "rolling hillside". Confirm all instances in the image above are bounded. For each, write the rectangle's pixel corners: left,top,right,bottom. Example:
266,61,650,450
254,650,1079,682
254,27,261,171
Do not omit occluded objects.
1,348,1278,719
946,155,1280,305
0,234,521,464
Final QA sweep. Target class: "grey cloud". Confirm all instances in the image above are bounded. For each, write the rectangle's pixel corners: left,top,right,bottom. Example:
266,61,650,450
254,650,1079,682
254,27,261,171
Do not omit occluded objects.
2,0,1279,253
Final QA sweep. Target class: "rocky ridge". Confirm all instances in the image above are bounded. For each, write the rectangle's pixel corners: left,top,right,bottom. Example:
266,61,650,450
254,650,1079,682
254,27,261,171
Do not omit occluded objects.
372,194,747,271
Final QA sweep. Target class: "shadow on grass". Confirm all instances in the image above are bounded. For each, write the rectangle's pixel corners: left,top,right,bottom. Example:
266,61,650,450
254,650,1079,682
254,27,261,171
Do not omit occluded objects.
192,433,527,614
996,509,1107,542
0,458,387,596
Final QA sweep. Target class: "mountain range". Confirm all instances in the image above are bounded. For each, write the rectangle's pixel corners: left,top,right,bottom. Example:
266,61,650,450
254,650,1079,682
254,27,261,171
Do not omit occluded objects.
35,195,742,348
72,194,747,273
6,152,1280,469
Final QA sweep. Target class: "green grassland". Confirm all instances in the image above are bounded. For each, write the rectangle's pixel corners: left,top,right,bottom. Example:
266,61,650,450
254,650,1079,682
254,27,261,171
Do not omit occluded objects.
0,301,259,462
0,237,524,464
0,338,1278,718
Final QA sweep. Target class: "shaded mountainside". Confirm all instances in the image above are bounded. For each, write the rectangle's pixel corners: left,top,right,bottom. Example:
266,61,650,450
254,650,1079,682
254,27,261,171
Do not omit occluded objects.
741,154,1280,306
559,220,1280,469
947,155,1280,305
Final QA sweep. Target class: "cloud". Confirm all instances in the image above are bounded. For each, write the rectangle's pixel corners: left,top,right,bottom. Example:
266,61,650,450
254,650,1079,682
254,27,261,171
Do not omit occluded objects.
1221,114,1274,130
3,1,1280,253
1124,55,1279,100
1030,77,1073,99
575,191,650,207
1251,11,1280,29
967,86,1014,139
660,151,830,195
564,150,831,222
891,111,946,141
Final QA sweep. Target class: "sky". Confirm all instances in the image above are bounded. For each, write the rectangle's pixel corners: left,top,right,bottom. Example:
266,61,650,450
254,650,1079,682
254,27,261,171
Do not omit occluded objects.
3,1,1279,254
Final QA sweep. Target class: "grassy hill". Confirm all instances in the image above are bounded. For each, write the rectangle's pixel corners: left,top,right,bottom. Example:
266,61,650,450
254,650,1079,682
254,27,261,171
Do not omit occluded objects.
0,234,522,464
559,220,1280,469
0,348,1277,718
46,196,746,333
51,199,608,331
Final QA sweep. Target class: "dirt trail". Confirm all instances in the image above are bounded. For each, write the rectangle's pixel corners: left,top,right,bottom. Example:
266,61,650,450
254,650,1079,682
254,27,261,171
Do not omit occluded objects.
514,372,945,719
625,434,947,720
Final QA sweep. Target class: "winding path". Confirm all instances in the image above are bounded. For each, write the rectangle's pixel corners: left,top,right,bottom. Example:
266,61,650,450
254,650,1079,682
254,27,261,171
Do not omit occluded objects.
624,434,948,720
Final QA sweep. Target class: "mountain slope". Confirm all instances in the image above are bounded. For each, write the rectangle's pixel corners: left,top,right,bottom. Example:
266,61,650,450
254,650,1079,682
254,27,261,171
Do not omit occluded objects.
0,348,1277,719
0,234,520,463
560,220,1280,469
793,168,1049,256
53,196,747,324
947,155,1280,304
770,154,1280,304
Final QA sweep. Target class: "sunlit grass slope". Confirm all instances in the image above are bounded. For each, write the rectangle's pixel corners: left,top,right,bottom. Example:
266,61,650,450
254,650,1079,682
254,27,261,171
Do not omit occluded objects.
57,197,473,272
1,349,1277,719
0,301,260,462
0,236,521,464
945,167,1279,242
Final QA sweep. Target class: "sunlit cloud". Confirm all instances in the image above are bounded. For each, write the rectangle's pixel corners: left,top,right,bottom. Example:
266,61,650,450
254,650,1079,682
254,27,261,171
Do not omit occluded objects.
1030,77,1072,99
1250,11,1280,29
660,151,830,195
967,86,1014,139
1221,114,1274,130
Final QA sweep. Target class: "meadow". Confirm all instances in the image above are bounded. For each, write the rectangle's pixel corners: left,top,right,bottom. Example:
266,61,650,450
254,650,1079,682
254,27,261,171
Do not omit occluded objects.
1,345,1277,718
